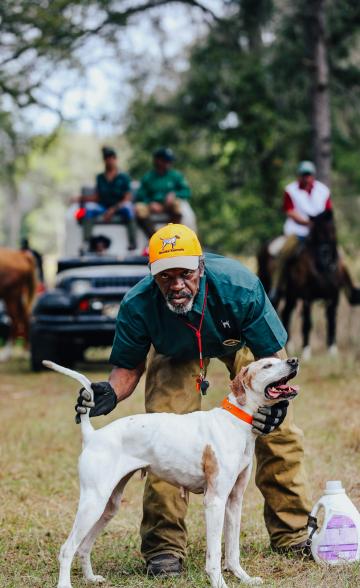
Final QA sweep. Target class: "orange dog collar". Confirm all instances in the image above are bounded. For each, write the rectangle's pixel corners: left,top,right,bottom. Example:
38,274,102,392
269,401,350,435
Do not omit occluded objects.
221,397,253,425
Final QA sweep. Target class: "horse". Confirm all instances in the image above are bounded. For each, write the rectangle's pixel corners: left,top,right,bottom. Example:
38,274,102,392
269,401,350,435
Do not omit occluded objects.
258,210,360,359
0,248,37,360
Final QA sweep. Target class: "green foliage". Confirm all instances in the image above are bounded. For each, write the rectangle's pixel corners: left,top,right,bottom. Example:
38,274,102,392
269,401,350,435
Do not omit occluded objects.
126,0,360,254
0,0,359,254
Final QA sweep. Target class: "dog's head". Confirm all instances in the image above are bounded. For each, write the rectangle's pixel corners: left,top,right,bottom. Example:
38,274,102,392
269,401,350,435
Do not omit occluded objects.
230,357,299,408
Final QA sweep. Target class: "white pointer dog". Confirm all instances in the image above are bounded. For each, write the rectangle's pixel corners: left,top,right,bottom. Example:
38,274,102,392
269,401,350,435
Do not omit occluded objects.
44,356,299,588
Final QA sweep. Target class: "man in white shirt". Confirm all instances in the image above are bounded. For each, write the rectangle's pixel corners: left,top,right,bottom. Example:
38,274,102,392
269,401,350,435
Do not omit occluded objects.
269,161,332,304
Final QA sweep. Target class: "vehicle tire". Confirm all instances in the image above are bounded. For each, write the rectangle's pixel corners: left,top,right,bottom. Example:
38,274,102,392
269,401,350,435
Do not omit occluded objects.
59,344,76,369
30,332,59,371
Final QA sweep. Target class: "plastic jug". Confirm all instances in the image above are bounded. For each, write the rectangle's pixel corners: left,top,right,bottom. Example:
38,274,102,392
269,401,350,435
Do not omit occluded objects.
309,480,360,564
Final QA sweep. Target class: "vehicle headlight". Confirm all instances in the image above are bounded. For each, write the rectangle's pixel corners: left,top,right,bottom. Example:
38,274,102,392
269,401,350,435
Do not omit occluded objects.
71,279,92,295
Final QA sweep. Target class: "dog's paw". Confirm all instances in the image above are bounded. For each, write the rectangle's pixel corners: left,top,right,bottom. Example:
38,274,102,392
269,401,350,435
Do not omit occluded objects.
246,577,263,586
87,574,105,583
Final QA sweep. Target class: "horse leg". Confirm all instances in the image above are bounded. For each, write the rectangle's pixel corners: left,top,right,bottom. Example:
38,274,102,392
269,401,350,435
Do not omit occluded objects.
302,301,312,361
16,293,30,349
326,296,338,355
0,294,18,361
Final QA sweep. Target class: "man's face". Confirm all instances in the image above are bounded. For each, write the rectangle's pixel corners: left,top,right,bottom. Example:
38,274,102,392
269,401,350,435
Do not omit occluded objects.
154,157,172,174
299,173,314,189
104,155,117,173
154,267,202,314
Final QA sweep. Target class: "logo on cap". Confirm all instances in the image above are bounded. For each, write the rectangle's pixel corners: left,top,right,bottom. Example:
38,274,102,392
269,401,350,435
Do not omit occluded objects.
160,235,181,252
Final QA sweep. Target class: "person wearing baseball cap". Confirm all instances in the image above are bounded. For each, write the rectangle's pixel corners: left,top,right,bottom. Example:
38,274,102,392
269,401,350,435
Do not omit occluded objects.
269,160,333,305
75,222,312,576
135,148,191,237
73,146,137,250
148,223,202,277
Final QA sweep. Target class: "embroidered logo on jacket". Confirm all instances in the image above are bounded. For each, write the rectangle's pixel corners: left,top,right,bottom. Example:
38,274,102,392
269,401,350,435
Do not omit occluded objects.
222,339,241,347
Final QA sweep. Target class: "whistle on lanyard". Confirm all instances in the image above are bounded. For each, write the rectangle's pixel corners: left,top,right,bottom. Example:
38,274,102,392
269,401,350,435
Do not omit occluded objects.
185,283,210,396
196,374,210,396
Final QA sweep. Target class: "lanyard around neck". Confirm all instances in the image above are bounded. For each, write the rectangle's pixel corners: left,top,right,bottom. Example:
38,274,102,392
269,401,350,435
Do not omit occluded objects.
184,282,209,394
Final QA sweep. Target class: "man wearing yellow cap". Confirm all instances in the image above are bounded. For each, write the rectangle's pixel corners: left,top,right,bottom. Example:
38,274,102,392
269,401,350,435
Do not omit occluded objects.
76,224,311,576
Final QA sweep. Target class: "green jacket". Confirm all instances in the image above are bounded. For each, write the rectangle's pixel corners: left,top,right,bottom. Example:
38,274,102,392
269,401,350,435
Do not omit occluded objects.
136,169,191,204
96,172,131,208
110,253,287,369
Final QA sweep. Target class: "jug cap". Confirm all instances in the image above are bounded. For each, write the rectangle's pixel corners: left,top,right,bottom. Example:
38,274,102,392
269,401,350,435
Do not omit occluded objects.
325,480,345,494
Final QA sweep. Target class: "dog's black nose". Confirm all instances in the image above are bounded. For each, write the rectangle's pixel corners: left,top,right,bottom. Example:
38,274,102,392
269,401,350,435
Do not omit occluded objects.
287,357,298,367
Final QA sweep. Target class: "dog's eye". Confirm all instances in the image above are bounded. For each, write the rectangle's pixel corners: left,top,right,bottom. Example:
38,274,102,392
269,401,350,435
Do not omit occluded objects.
262,363,273,369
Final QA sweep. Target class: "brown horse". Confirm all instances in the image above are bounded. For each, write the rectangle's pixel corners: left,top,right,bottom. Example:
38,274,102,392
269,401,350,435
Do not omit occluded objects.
258,210,360,358
0,248,37,356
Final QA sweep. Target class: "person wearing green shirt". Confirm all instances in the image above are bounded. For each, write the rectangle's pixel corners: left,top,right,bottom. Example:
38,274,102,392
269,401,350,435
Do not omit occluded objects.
135,147,192,237
75,146,137,250
75,224,311,577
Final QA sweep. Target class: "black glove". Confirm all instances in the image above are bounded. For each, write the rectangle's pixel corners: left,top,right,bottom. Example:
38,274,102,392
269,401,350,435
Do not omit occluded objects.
75,381,117,424
252,400,289,435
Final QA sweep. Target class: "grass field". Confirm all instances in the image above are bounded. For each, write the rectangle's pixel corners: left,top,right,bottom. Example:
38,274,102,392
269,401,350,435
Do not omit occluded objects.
1,297,360,588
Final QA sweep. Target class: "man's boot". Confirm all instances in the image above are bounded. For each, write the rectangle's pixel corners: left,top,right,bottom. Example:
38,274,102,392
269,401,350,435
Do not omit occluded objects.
146,554,183,576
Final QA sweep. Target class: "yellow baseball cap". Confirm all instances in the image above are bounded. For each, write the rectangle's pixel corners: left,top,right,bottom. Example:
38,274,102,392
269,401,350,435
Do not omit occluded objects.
149,224,202,275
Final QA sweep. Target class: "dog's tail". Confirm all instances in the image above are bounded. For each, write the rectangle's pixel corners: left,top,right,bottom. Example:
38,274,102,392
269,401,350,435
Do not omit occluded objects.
42,360,94,441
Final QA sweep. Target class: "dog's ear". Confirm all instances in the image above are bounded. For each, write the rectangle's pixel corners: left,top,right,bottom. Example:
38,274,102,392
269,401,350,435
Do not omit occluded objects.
230,366,248,405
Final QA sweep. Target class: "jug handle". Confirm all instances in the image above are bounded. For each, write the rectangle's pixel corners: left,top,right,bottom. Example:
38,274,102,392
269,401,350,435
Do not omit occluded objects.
307,500,324,538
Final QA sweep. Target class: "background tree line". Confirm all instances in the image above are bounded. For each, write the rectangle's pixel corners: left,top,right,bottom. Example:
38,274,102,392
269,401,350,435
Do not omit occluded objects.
0,0,359,254
126,0,360,252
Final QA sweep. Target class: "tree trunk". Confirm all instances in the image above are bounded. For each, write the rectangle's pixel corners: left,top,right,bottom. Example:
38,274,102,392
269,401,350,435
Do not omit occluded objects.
309,0,331,186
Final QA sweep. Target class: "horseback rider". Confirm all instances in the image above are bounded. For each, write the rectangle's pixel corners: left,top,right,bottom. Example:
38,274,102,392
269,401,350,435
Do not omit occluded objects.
135,147,191,237
269,161,332,305
75,147,137,250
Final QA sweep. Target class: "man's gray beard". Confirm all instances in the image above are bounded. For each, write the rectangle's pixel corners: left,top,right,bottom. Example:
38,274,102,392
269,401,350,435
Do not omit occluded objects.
166,297,194,315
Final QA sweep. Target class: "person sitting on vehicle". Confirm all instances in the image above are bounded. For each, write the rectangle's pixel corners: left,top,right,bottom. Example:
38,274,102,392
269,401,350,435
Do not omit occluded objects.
135,147,191,237
269,160,332,305
76,147,137,250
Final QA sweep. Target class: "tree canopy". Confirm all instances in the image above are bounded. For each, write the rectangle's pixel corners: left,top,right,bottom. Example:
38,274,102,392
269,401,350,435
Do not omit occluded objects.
0,0,359,253
125,0,360,252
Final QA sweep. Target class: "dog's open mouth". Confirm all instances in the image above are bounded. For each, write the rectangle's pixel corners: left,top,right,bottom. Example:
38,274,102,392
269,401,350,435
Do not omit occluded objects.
265,371,299,400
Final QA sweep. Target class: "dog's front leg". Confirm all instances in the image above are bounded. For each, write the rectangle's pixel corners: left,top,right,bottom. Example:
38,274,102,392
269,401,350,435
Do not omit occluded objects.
224,467,263,585
204,495,228,588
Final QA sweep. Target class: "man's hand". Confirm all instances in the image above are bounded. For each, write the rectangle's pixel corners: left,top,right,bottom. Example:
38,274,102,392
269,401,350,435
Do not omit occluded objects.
165,192,176,205
102,207,116,222
149,202,164,213
75,381,117,424
252,400,289,435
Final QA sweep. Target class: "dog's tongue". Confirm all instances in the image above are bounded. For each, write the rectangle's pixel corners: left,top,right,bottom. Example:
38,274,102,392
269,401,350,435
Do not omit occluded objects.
268,384,299,398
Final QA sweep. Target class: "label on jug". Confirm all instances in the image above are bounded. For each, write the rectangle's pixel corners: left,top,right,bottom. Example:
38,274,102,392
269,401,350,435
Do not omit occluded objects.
317,515,358,562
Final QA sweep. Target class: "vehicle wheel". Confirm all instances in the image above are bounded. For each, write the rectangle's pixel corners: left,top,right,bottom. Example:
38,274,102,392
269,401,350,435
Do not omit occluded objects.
30,333,59,371
59,345,76,369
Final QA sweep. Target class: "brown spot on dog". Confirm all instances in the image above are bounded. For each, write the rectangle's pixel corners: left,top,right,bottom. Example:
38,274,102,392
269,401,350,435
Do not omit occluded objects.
230,366,251,405
202,444,219,489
